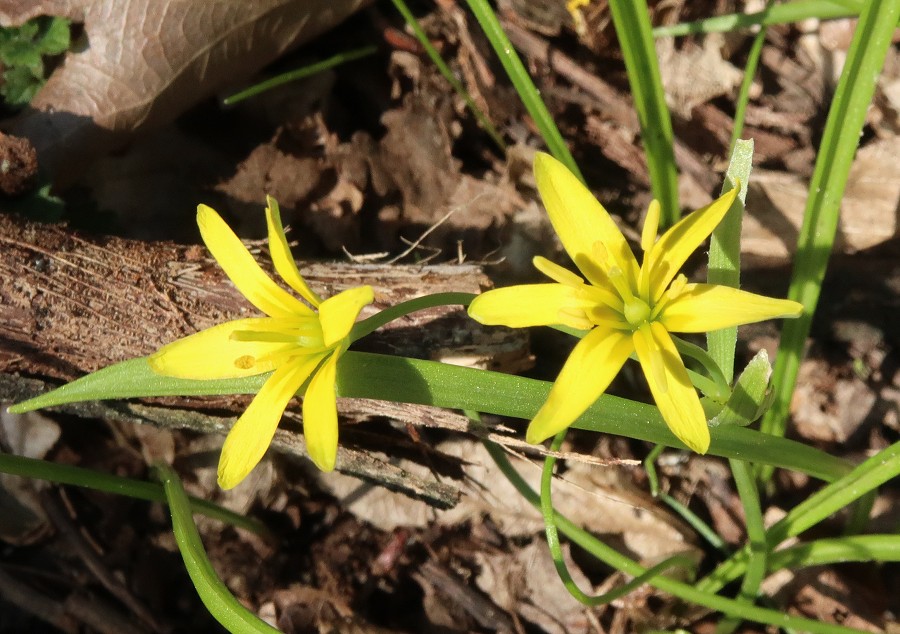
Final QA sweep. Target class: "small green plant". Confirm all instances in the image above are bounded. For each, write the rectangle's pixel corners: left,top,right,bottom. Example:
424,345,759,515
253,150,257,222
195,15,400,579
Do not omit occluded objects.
4,1,899,632
0,16,70,106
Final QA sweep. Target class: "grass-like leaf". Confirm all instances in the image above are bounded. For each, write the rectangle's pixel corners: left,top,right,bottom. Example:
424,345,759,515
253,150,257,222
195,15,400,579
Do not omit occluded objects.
156,463,280,634
9,351,851,482
607,0,680,227
759,0,900,472
652,0,870,37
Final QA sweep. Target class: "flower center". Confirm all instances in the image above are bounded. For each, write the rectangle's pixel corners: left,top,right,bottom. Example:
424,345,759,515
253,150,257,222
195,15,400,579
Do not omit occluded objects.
623,297,651,327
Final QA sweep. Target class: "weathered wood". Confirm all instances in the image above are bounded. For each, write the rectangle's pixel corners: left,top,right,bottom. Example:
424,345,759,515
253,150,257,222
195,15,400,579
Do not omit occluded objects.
0,212,531,380
0,212,533,505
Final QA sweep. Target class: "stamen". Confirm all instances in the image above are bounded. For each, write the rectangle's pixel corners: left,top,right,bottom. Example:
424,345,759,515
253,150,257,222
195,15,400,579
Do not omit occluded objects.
592,240,610,265
637,324,668,394
606,266,636,304
650,274,689,321
533,256,584,287
230,330,300,344
234,355,255,370
557,312,593,331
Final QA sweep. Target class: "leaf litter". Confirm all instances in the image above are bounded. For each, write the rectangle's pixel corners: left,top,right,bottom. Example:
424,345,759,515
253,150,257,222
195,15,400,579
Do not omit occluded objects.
0,1,898,632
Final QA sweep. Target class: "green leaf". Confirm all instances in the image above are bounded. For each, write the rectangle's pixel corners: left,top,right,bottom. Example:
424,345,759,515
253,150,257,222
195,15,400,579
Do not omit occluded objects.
652,0,871,38
9,351,851,482
607,0,680,227
36,17,71,56
156,464,280,634
760,0,900,477
706,139,754,384
710,349,773,427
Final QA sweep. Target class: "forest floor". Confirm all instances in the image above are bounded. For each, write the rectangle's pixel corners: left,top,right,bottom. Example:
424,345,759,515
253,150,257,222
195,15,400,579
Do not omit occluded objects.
0,2,898,633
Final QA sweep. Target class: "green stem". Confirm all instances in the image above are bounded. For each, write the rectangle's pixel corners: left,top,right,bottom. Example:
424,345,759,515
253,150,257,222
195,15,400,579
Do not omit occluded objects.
540,432,697,606
349,292,475,342
0,453,267,536
484,441,871,634
715,460,767,634
759,0,900,479
155,464,279,634
389,0,506,152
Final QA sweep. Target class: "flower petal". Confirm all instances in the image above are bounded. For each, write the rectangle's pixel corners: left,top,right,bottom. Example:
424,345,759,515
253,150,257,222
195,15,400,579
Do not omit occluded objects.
265,196,323,308
197,204,311,318
632,322,709,453
302,349,342,471
533,152,639,287
526,326,633,443
468,283,590,330
149,318,294,379
659,284,803,333
643,187,738,302
318,285,375,347
217,354,323,489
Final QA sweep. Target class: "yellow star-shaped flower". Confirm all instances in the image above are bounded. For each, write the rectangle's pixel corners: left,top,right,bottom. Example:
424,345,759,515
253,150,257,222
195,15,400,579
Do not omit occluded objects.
150,197,373,488
469,152,802,452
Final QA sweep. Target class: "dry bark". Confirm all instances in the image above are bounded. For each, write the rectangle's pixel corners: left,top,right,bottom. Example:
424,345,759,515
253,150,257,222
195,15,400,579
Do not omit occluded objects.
0,212,531,505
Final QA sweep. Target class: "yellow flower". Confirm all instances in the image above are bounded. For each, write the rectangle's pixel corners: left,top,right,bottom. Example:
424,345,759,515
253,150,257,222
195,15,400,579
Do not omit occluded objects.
468,153,802,453
150,197,373,488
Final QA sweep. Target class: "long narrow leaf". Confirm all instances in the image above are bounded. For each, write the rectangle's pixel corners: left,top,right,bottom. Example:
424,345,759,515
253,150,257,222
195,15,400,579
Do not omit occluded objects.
389,0,506,152
759,0,900,464
156,464,280,634
464,0,582,181
652,0,865,37
8,352,851,482
706,140,753,383
0,453,266,535
607,0,680,227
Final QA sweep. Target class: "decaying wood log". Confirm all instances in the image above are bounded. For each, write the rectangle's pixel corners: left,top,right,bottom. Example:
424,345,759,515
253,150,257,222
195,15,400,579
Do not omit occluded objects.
0,212,533,506
0,212,531,379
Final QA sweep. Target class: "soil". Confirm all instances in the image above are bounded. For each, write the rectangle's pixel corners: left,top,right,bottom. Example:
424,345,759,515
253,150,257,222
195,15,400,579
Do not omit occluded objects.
0,2,898,633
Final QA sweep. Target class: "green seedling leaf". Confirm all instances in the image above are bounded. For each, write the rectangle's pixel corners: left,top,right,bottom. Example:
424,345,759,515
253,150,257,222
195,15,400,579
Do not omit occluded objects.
0,16,70,106
710,349,774,427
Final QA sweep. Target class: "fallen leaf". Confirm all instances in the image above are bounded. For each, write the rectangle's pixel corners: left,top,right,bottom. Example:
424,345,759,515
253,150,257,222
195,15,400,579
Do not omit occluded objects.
1,0,369,186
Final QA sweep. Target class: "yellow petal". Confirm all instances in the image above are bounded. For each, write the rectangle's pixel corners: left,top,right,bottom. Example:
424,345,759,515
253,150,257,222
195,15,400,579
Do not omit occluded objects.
217,354,323,489
643,187,738,303
533,152,639,287
526,326,633,443
265,196,323,308
468,284,590,330
632,322,710,453
149,318,294,379
302,349,342,471
318,285,375,347
659,284,803,333
197,204,312,318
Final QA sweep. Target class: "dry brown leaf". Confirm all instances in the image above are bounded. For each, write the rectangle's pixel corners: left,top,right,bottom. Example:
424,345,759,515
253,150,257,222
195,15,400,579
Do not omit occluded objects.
742,136,900,261
1,0,369,186
319,439,699,566
658,35,743,118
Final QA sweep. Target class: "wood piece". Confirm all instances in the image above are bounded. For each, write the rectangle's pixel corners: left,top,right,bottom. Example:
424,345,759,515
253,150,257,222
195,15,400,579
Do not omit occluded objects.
0,212,532,506
0,212,531,380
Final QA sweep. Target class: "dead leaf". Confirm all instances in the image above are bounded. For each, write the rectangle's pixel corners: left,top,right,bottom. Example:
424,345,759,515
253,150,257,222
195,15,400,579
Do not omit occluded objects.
742,136,900,261
318,438,699,568
658,35,743,118
1,0,370,186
